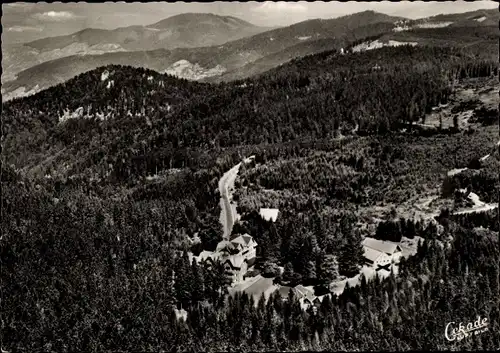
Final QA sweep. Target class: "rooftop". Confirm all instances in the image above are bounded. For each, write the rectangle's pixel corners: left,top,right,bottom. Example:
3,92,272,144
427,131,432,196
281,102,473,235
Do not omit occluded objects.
363,237,402,255
277,284,316,301
277,286,293,299
231,233,256,247
216,240,236,252
225,254,246,269
259,208,280,222
294,284,314,297
363,247,384,263
198,250,216,261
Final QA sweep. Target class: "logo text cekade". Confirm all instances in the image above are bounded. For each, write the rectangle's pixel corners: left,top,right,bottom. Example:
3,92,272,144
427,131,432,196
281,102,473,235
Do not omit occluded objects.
445,316,488,342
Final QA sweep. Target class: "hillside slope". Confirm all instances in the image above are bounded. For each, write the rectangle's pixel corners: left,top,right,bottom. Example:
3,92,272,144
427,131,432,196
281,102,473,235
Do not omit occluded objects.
217,8,499,83
212,22,498,83
4,45,496,184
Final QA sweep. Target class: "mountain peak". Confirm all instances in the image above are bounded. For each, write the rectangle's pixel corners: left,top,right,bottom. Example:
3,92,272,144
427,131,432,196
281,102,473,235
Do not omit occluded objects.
149,12,256,29
341,9,406,21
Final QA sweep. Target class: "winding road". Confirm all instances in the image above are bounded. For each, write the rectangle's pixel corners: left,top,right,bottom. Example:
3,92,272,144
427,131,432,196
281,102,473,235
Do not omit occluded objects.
218,156,255,239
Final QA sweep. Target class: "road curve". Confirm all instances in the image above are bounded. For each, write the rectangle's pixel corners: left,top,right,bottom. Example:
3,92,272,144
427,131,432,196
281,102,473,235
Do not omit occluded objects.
453,203,498,215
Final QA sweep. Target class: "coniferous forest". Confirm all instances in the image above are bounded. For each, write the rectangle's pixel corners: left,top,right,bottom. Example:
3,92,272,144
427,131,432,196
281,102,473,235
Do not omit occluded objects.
2,42,499,351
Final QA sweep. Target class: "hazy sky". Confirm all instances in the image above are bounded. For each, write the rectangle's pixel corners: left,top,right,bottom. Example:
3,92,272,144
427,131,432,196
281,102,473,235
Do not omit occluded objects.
2,1,498,44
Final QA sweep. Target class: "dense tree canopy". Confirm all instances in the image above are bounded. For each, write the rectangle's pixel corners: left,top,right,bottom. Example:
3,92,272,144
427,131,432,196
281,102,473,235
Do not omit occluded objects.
2,41,498,351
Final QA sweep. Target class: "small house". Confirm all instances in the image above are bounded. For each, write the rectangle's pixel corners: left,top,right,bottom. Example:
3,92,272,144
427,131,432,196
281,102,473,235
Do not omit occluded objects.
259,208,280,222
277,284,317,309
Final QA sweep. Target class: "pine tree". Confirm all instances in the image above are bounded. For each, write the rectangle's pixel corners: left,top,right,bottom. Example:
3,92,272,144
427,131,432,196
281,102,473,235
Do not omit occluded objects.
165,267,176,308
453,115,459,130
319,255,339,286
213,260,233,295
283,262,295,283
338,230,364,277
175,251,194,308
191,259,205,303
304,261,317,282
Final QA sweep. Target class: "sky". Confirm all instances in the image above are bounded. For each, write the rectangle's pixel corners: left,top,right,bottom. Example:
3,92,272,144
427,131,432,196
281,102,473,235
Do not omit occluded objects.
2,1,498,44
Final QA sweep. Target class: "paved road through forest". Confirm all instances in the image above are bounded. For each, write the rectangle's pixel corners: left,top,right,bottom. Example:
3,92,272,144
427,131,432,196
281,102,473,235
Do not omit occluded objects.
218,156,255,239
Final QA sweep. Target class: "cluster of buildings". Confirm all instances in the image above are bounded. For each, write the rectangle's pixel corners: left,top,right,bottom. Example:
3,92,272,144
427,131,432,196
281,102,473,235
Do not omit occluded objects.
190,208,280,283
275,238,405,311
191,233,258,282
183,214,407,318
189,198,404,308
230,277,330,312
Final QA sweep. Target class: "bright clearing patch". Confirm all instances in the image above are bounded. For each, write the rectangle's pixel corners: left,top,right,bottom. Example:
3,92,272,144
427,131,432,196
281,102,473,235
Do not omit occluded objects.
352,40,417,52
415,22,453,29
164,60,226,81
101,70,109,81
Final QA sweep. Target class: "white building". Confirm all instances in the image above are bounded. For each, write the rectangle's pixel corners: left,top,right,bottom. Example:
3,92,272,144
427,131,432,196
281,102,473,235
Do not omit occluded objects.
259,208,279,222
363,247,393,268
362,237,403,268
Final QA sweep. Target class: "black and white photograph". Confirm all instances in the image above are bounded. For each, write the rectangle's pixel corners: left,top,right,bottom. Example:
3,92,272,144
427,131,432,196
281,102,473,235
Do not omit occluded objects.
1,1,499,351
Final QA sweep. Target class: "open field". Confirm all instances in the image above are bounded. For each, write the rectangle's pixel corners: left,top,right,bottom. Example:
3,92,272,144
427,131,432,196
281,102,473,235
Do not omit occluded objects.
422,76,498,129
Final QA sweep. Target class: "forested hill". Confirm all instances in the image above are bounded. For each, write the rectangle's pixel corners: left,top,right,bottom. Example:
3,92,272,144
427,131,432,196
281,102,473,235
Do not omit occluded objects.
3,46,497,183
3,67,211,180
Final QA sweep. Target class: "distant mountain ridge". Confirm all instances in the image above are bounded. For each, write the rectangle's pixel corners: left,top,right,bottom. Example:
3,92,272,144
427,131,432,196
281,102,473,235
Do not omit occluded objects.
24,13,270,52
393,8,499,30
2,10,404,101
3,8,498,101
1,13,272,88
149,12,257,30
